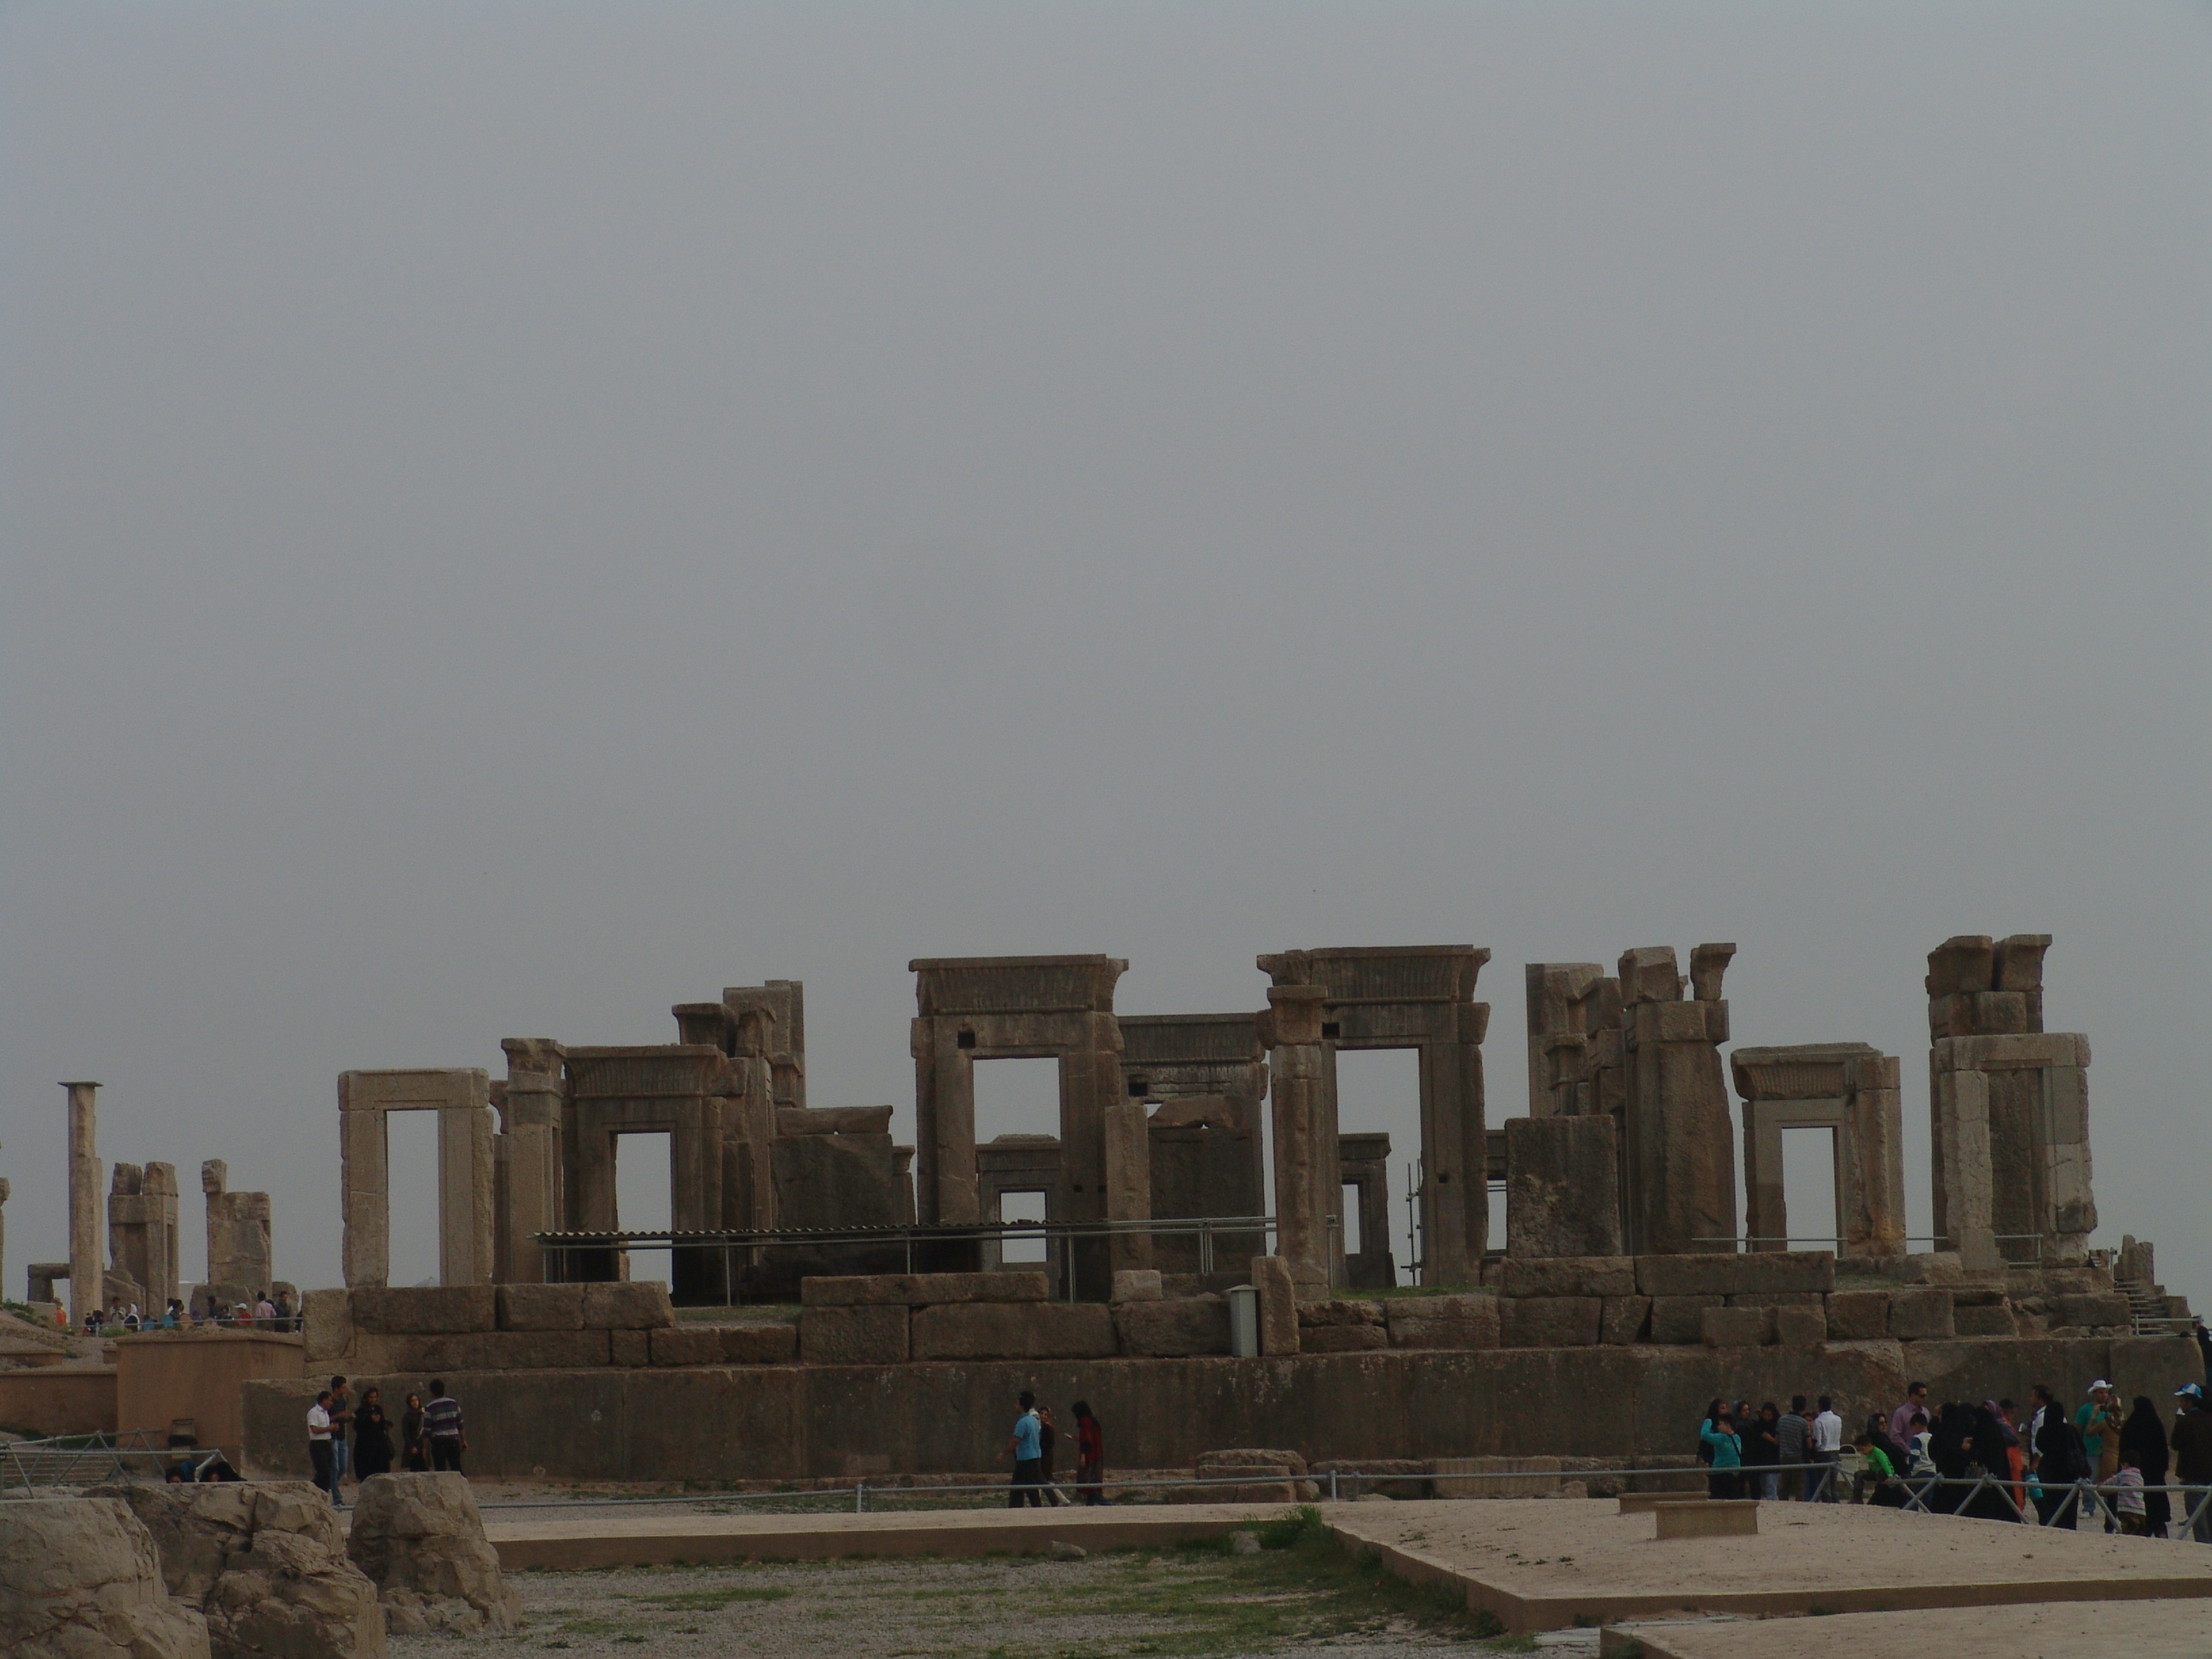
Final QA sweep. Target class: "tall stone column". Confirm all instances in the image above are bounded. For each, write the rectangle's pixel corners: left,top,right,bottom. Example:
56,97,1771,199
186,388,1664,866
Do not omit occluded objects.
62,1081,101,1327
912,1017,979,1228
1102,1094,1153,1275
1264,985,1334,1290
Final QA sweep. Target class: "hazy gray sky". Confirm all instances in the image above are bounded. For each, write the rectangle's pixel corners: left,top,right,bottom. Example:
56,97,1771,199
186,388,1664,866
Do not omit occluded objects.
4,4,2206,1298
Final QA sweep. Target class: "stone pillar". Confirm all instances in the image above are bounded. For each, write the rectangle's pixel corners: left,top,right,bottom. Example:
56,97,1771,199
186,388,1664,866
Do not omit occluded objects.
498,1040,566,1285
1524,963,1604,1117
201,1161,273,1307
1263,985,1334,1289
912,1016,976,1228
0,1173,9,1307
108,1163,148,1305
1418,1004,1490,1285
1618,946,1738,1255
1505,1115,1623,1257
1101,1096,1153,1274
62,1081,101,1328
724,1008,778,1231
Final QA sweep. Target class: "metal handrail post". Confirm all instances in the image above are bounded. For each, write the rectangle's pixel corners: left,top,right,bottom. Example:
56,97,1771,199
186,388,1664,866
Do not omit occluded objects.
856,1481,866,1514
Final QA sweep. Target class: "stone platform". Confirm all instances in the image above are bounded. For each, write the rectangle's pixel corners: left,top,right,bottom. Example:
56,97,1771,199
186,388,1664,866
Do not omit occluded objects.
1603,1598,2212,1658
1327,1499,2212,1633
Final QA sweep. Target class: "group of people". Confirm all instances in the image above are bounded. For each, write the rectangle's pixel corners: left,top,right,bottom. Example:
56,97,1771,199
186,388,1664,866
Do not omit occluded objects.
1696,1377,2212,1539
1001,1392,1106,1507
303,1375,469,1505
77,1290,300,1335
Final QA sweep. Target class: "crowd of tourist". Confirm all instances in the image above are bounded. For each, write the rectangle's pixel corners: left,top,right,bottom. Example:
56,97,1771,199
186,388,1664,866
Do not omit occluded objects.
75,1289,301,1335
1695,1377,2212,1540
304,1373,468,1505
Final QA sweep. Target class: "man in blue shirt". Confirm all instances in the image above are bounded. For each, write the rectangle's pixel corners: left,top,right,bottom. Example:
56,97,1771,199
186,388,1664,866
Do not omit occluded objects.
1006,1391,1045,1507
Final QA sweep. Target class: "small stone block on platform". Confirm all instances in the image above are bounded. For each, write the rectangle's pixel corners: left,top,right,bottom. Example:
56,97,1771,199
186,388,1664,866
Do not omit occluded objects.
1653,1500,1760,1539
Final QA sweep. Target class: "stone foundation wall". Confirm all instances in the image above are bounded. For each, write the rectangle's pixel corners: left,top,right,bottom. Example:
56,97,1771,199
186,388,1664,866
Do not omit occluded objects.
240,1330,2202,1486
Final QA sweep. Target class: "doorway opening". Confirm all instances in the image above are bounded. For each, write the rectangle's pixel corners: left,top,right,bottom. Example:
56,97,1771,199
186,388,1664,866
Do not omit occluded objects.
1781,1126,1839,1250
1341,1183,1364,1256
386,1109,441,1288
614,1130,673,1284
973,1057,1062,1144
996,1189,1049,1263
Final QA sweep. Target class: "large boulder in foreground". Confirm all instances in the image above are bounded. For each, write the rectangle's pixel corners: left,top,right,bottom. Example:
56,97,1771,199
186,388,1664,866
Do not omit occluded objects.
345,1473,518,1634
0,1496,211,1659
93,1481,385,1659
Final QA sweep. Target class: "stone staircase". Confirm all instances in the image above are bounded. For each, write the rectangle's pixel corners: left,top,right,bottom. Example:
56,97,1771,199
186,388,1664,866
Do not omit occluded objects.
2115,1275,2191,1336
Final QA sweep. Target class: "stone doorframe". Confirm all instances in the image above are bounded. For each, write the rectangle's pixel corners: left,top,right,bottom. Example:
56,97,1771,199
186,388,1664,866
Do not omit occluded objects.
975,1134,1064,1278
1337,1132,1396,1289
1120,1013,1271,1276
562,1045,733,1294
1731,1044,1905,1260
910,955,1146,1296
338,1068,496,1288
1256,946,1491,1289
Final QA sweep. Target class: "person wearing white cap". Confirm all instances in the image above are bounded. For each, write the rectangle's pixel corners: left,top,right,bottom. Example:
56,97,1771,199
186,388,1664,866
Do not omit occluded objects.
2174,1382,2212,1544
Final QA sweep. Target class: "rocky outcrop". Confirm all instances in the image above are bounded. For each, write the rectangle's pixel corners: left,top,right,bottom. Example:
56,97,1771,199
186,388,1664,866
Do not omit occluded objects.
93,1481,384,1659
0,1496,212,1659
345,1473,518,1634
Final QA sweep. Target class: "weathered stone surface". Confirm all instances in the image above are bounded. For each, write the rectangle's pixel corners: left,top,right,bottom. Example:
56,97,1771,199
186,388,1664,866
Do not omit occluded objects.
1299,1324,1388,1353
1499,1256,1636,1300
1600,1295,1651,1345
347,1473,518,1635
1114,1295,1230,1357
1504,1116,1623,1258
1252,1255,1299,1356
1383,1293,1500,1351
1649,1295,1724,1345
1111,1270,1163,1303
349,1286,497,1336
1773,1304,1827,1347
0,1496,211,1659
649,1324,799,1365
2053,1292,2130,1330
1635,1252,1836,1299
1824,1289,1889,1341
608,1329,650,1366
387,1331,611,1371
496,1284,585,1332
1703,1306,1770,1348
1953,1302,2017,1337
799,1305,908,1365
798,1272,1051,1307
1726,1290,1822,1307
910,1302,1116,1361
300,1291,353,1365
1499,1296,1601,1348
581,1282,675,1330
1889,1289,1956,1342
1297,1298,1383,1327
1196,1447,1317,1503
95,1481,383,1659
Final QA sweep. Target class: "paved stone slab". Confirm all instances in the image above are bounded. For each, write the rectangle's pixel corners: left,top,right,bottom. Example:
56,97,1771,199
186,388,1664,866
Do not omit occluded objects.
1324,1498,2212,1633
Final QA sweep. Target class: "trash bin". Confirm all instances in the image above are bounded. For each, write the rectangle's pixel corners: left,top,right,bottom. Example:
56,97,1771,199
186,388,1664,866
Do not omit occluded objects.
1228,1284,1260,1357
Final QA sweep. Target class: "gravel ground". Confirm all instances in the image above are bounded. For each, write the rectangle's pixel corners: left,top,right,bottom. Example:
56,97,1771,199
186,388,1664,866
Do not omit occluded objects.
387,1546,1539,1659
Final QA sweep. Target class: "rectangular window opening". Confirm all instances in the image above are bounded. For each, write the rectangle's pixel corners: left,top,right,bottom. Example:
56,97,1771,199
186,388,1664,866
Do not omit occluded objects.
1341,1183,1364,1256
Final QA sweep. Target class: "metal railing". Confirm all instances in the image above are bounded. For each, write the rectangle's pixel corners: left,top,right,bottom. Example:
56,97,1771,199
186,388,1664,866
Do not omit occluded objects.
533,1216,1278,1304
0,1429,186,1497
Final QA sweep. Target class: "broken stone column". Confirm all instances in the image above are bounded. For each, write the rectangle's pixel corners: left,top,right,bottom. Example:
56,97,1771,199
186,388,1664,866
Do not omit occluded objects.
63,1080,101,1328
107,1163,181,1312
498,1039,565,1286
1732,1044,1906,1259
1261,983,1334,1289
1524,963,1604,1117
201,1161,273,1307
1926,934,2094,1266
1505,1114,1623,1257
1618,946,1738,1255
